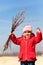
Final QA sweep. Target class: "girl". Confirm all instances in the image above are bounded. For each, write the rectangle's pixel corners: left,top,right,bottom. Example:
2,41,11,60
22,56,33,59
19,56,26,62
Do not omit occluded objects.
4,24,42,65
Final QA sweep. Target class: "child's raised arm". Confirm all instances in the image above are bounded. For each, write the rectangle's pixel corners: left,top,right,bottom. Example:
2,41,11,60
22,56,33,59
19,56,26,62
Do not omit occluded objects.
10,33,21,45
34,27,42,44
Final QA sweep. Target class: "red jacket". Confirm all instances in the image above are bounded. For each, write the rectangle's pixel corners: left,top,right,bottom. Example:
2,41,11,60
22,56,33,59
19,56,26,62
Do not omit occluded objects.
10,32,42,62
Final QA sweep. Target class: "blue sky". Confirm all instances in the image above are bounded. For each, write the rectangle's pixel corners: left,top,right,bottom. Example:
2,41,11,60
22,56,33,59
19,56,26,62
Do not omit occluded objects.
0,0,43,53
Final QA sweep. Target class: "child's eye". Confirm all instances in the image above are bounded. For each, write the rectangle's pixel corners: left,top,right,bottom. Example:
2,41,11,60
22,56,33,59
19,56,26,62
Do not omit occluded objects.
24,31,27,33
24,31,31,33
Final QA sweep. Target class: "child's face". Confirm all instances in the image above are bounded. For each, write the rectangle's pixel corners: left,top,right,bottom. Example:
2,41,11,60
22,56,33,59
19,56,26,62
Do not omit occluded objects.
23,30,32,37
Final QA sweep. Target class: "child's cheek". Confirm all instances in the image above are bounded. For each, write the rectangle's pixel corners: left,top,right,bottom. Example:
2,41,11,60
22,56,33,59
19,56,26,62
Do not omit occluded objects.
23,33,26,36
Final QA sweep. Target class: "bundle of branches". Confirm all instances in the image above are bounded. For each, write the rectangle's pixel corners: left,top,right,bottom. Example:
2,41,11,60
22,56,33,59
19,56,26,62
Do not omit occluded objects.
3,9,25,51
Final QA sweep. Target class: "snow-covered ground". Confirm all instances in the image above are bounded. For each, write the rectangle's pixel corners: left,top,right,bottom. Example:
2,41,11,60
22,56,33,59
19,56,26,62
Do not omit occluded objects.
0,56,43,65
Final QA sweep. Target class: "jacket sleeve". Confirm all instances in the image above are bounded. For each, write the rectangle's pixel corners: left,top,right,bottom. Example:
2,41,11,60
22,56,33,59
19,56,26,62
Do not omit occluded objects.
34,32,42,44
10,34,21,45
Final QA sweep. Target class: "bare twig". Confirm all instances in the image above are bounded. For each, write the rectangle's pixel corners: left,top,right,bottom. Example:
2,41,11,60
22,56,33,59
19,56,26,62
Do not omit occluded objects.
3,9,25,52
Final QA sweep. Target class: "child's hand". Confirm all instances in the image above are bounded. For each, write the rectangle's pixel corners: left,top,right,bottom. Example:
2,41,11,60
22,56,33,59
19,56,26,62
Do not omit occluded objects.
36,27,41,32
9,32,13,36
